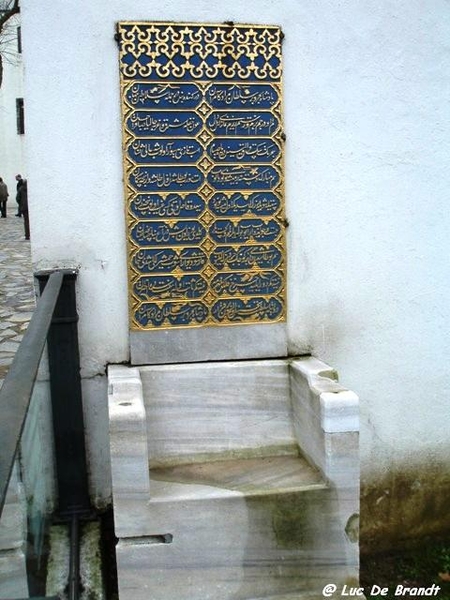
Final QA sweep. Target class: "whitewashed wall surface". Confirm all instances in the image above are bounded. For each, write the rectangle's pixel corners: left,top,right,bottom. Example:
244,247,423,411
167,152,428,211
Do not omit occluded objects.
19,0,450,548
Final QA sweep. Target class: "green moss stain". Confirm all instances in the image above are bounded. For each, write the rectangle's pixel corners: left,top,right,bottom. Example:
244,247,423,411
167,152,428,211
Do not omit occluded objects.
45,525,70,598
270,493,309,548
80,521,104,600
361,461,450,554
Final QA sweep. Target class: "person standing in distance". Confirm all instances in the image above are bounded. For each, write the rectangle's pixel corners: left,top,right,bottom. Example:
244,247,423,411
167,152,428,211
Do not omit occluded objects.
0,177,8,218
15,174,24,217
17,180,29,240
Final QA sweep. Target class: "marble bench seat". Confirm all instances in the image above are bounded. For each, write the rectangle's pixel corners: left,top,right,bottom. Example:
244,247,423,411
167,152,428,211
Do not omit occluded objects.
108,357,360,599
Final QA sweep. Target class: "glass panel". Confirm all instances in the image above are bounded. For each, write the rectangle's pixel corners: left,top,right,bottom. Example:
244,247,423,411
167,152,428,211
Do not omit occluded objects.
0,352,56,598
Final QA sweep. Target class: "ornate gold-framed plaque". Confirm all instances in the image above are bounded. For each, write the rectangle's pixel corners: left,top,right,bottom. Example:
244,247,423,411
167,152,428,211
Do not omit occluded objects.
117,22,286,330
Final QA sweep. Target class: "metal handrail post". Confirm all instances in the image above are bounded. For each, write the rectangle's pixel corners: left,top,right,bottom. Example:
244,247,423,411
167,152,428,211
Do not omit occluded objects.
36,270,91,516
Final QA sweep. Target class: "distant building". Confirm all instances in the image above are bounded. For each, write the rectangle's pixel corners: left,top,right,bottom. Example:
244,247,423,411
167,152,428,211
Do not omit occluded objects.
0,12,25,196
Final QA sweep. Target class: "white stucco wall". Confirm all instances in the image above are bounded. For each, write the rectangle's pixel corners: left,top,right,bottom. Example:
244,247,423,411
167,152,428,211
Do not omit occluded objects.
19,0,450,509
0,14,25,198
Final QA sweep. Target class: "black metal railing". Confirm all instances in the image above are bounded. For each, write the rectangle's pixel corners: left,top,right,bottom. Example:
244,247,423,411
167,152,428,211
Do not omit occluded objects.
0,269,91,600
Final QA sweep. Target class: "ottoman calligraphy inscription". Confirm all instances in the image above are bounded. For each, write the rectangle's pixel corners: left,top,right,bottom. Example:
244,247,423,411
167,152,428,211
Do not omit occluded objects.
118,22,286,330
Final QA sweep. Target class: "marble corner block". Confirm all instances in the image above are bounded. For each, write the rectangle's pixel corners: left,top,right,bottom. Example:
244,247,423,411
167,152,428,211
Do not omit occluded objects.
289,357,360,571
289,357,359,487
0,465,28,599
107,365,150,532
108,357,360,599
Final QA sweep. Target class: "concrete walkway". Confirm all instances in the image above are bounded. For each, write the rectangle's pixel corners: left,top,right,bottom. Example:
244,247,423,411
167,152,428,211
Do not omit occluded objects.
0,216,35,388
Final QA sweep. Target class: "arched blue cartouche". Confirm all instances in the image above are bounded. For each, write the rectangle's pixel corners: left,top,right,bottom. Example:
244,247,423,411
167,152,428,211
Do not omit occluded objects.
134,301,208,327
211,297,283,323
206,139,279,163
128,139,203,164
208,192,280,217
210,271,282,296
209,245,282,270
131,221,206,247
132,248,208,273
133,274,208,300
209,219,281,244
130,194,205,219
126,111,202,136
208,166,279,190
206,112,279,136
125,83,202,109
206,84,279,109
130,166,204,192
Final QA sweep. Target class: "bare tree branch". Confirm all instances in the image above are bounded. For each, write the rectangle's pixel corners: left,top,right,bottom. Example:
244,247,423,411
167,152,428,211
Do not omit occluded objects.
0,0,20,87
0,0,20,30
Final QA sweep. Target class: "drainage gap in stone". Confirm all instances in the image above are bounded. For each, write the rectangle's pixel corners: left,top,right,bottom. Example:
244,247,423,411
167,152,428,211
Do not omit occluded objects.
99,507,119,600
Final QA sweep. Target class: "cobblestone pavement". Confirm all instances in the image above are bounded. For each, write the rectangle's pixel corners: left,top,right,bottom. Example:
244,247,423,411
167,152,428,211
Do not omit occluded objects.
0,216,35,388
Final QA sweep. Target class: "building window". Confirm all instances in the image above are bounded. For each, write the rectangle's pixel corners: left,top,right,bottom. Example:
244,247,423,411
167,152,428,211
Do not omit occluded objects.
16,98,25,134
17,27,22,54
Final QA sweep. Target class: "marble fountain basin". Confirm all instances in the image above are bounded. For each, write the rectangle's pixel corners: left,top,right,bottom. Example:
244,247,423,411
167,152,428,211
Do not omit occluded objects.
108,357,359,599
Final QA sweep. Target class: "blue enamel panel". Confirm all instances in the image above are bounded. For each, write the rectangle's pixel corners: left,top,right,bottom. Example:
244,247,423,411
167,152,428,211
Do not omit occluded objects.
209,245,282,270
206,84,279,108
132,248,208,273
130,194,205,219
126,83,202,109
206,112,279,136
128,140,203,164
208,192,280,217
130,166,204,192
119,22,285,330
133,275,208,300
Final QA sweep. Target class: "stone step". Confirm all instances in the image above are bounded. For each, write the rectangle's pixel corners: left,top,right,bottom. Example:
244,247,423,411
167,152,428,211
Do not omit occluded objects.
149,453,327,499
115,454,352,600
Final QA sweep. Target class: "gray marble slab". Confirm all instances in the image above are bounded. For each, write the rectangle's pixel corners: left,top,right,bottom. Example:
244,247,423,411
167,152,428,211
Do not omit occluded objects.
140,360,297,466
130,322,287,365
